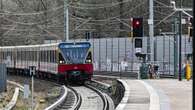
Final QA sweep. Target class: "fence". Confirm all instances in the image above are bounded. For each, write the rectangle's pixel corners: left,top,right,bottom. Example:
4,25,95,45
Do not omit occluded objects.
74,35,192,75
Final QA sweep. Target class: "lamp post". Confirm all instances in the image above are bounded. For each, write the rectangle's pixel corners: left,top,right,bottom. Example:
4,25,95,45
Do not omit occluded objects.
29,66,36,110
178,0,182,81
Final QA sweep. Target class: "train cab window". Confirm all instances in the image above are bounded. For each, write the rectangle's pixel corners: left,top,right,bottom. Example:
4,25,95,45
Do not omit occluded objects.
59,52,65,64
0,51,1,61
50,50,55,63
85,52,92,63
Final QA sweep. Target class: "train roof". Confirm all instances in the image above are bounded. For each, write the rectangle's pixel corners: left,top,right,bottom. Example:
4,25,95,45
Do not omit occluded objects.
0,43,60,49
0,41,91,49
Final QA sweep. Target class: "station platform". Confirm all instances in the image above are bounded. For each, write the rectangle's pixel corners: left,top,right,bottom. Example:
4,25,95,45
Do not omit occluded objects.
119,79,192,110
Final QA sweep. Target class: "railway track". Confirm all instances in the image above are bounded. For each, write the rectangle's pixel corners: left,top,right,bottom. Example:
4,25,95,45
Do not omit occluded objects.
7,74,114,110
54,87,81,110
71,84,111,110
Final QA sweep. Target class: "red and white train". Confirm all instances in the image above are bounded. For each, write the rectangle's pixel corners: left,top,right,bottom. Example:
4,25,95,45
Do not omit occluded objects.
0,42,93,82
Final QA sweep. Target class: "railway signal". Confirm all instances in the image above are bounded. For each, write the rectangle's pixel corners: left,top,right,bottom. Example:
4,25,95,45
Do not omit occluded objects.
132,17,143,37
134,38,142,48
132,17,143,48
85,32,90,41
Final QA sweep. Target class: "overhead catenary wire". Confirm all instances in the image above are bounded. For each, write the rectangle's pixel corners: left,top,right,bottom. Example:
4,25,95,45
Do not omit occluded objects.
154,0,172,8
68,0,134,9
154,11,177,27
1,11,64,25
70,1,147,22
0,5,64,16
70,0,133,7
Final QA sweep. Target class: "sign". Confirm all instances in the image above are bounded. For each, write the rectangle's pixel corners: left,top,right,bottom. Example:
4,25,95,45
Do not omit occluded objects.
135,48,142,53
24,84,30,99
29,66,36,76
181,19,186,24
135,38,142,48
59,42,91,48
121,61,128,71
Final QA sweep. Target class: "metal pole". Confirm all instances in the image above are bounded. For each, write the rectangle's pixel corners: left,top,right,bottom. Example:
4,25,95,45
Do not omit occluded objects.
111,37,113,72
99,38,101,71
31,75,34,110
148,0,154,62
106,38,107,71
125,37,127,58
66,8,69,41
185,34,186,61
178,0,182,81
131,37,134,72
163,34,165,74
174,18,179,78
154,36,157,61
192,0,194,82
169,35,171,75
118,38,120,72
64,0,69,42
92,37,94,64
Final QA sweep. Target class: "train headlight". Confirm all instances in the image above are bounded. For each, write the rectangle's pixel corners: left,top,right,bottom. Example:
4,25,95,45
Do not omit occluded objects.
86,59,91,63
60,60,63,64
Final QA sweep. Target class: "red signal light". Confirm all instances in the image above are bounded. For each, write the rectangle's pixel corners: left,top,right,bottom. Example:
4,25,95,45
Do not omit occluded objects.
133,20,141,28
136,21,140,25
132,17,143,37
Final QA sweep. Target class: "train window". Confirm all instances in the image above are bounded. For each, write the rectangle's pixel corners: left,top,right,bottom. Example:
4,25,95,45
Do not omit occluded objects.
43,51,45,62
17,51,20,60
85,52,92,63
33,51,35,61
28,51,31,61
40,51,42,62
50,50,53,63
34,51,37,61
4,51,6,60
30,51,32,61
10,50,13,61
26,51,29,61
0,51,1,60
45,51,47,62
33,51,36,61
40,51,44,62
49,51,51,62
4,51,7,60
47,51,50,63
2,52,3,60
21,50,24,61
54,50,56,63
42,50,45,62
3,51,5,60
23,50,26,61
59,52,65,64
41,51,44,62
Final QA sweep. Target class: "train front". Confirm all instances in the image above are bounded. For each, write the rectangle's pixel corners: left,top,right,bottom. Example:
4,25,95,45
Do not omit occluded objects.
58,42,93,82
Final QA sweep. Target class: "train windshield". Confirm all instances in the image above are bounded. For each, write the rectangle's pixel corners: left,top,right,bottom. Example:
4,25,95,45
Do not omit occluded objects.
58,42,91,64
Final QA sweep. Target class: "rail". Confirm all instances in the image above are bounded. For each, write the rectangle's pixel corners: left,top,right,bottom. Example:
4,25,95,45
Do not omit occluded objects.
44,85,68,110
85,84,109,110
68,87,82,110
4,87,20,110
115,79,130,110
7,80,24,91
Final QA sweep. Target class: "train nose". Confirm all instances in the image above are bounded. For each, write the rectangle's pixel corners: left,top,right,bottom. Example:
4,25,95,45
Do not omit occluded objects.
74,66,78,69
